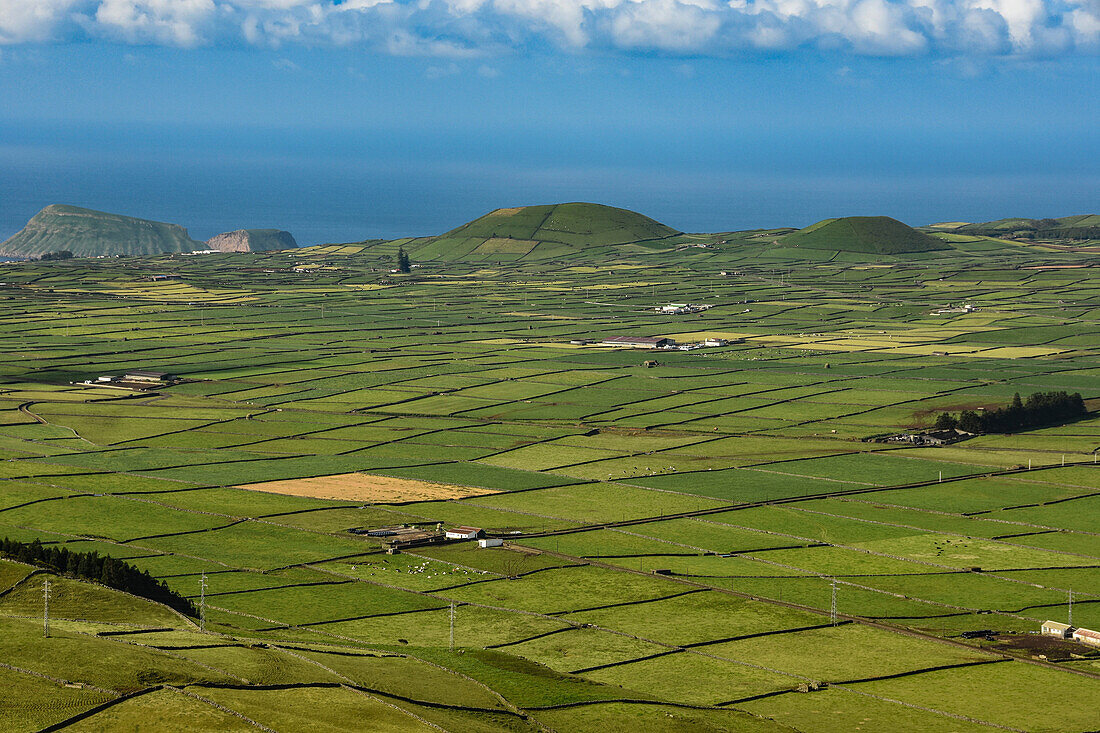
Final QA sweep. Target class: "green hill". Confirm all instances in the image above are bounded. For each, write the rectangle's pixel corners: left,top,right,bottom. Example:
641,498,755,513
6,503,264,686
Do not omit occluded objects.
781,216,949,254
412,202,680,261
954,214,1100,240
0,205,200,258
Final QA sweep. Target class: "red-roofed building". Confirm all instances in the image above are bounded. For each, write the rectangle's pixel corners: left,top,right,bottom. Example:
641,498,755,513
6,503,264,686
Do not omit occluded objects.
1072,628,1100,647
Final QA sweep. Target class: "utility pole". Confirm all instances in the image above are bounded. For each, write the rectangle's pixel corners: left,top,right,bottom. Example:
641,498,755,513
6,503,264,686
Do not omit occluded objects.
449,602,455,650
1069,589,1073,626
199,572,207,632
43,578,50,638
830,578,838,626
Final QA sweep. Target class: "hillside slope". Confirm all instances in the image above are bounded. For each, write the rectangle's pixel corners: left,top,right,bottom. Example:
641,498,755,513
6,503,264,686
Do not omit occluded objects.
0,205,200,258
953,214,1100,240
411,202,681,261
206,229,298,252
782,216,948,254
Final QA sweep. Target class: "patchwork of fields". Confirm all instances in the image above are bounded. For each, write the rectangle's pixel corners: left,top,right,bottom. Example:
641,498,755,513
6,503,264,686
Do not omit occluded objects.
1,232,1099,731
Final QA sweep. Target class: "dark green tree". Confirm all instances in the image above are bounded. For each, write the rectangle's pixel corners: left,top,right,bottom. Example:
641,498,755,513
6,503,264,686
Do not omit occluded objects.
397,247,411,273
934,412,958,430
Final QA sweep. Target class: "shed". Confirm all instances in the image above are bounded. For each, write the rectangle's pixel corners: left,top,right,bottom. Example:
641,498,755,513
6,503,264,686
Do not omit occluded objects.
1041,620,1073,638
478,538,503,548
445,526,483,540
600,336,671,349
1072,628,1100,647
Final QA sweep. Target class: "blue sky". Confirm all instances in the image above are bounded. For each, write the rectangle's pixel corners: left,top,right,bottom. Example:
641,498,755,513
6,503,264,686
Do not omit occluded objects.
0,1,1097,242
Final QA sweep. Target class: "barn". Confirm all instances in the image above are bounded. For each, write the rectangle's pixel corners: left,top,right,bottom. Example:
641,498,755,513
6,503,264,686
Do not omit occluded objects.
1072,628,1100,647
599,336,671,349
445,526,483,540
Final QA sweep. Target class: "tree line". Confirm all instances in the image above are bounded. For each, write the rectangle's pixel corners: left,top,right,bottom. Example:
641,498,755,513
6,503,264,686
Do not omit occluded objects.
38,250,74,261
934,391,1087,434
0,537,198,617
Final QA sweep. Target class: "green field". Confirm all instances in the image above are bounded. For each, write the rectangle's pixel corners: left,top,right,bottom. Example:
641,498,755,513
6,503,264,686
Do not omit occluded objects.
0,212,1098,731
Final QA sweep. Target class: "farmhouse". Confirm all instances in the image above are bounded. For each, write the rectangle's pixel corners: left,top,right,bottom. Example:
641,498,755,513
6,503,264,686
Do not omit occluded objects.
1072,628,1100,647
1041,620,1073,638
600,336,672,349
655,303,712,315
445,526,484,540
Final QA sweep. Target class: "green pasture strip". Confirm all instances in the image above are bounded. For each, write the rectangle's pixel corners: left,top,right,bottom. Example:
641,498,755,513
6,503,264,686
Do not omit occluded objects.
379,500,582,533
312,552,504,594
372,462,585,492
442,564,678,615
142,486,355,517
563,590,822,646
739,686,998,733
0,479,76,511
462,482,731,524
703,622,992,682
984,494,1100,533
629,517,829,552
59,688,258,732
413,647,646,709
0,494,230,542
138,520,372,570
0,665,119,732
0,572,186,627
502,626,669,673
288,648,509,709
628,466,862,502
0,617,228,693
846,474,1096,514
319,603,567,648
581,652,796,706
846,661,1100,732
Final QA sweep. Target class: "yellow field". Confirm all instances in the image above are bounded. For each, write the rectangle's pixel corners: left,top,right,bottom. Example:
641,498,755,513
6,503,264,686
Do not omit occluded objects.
236,473,500,502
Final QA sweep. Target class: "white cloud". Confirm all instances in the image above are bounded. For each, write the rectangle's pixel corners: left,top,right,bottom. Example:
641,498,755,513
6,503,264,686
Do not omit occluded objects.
0,0,85,44
90,0,217,46
0,0,1096,57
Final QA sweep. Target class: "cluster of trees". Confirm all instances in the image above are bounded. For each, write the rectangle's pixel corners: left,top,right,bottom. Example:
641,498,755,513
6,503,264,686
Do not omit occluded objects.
396,247,412,273
934,391,1087,434
38,250,74,261
0,537,197,617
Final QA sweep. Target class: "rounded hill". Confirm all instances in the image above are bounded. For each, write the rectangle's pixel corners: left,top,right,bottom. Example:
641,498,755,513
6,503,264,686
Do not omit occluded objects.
781,216,948,254
0,204,200,258
415,202,680,261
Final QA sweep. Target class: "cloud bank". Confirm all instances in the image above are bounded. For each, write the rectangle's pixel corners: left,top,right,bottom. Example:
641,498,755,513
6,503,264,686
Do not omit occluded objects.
0,0,1096,56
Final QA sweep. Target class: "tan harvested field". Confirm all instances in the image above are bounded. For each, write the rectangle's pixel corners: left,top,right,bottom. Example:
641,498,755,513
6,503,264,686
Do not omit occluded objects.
236,473,500,502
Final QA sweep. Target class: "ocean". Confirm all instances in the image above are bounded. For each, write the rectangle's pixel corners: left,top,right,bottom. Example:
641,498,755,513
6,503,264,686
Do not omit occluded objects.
1,131,1096,246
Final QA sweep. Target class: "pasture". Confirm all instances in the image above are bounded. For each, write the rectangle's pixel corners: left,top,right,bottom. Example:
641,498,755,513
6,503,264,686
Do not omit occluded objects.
0,233,1097,731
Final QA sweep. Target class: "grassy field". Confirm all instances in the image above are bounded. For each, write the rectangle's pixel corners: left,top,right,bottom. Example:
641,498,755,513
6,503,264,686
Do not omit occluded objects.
0,226,1097,731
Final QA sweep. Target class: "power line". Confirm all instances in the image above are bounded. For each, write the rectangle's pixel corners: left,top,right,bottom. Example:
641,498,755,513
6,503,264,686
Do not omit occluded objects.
830,578,838,626
449,602,455,650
